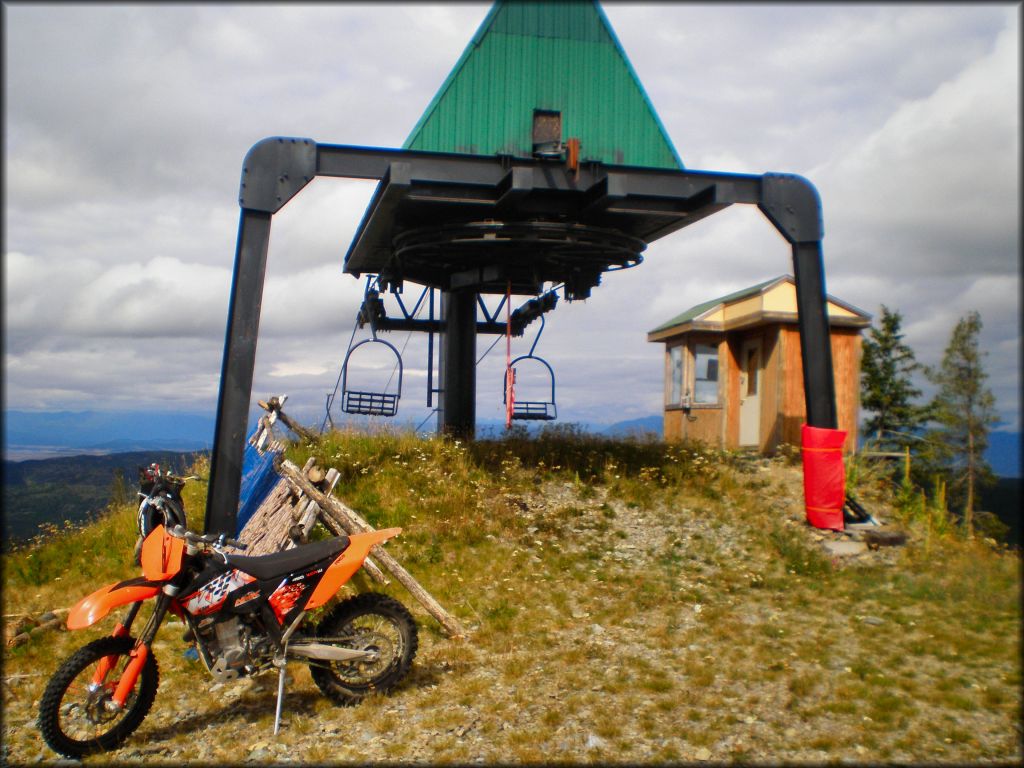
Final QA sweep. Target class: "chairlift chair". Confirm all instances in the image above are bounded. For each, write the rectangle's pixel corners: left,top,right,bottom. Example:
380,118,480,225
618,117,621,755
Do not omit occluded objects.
502,314,557,421
340,336,404,417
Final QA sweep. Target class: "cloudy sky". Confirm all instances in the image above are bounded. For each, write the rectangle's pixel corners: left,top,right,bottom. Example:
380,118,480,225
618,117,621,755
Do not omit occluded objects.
4,2,1020,439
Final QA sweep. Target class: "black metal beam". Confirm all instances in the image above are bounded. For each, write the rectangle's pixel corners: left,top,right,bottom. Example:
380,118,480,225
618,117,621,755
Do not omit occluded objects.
758,174,836,430
373,317,510,335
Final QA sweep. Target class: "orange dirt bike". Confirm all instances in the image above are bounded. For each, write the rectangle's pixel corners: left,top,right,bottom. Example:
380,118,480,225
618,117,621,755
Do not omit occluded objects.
38,485,418,758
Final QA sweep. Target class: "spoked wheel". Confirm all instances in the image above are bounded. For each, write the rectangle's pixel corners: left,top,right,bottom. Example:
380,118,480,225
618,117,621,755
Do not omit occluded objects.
309,592,418,705
38,636,159,758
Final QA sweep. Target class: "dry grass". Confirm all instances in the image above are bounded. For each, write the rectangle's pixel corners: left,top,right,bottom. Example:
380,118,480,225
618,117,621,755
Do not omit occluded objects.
2,427,1020,764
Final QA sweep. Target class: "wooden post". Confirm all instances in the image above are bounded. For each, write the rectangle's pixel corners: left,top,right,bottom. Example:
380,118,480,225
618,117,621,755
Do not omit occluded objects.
279,459,466,638
258,395,318,443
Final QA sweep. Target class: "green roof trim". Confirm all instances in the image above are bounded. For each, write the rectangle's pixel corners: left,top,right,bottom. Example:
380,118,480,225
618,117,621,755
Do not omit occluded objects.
649,277,785,333
404,0,683,169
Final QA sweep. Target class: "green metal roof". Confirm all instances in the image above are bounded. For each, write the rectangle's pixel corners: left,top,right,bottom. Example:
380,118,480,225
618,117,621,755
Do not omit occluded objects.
404,0,683,169
649,277,784,333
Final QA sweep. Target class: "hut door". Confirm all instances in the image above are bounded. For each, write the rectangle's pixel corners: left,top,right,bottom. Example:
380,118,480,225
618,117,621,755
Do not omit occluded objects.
739,339,762,447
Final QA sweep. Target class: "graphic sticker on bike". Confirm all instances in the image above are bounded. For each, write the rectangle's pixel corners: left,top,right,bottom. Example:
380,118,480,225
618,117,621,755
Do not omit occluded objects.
183,569,255,616
268,581,308,623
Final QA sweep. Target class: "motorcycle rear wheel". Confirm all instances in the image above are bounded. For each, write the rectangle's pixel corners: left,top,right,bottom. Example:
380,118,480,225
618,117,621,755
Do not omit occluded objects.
309,592,418,705
38,635,159,758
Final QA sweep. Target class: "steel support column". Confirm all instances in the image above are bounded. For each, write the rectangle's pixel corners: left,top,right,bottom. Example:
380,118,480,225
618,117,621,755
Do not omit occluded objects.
790,242,838,428
757,173,837,430
205,209,273,535
437,290,477,439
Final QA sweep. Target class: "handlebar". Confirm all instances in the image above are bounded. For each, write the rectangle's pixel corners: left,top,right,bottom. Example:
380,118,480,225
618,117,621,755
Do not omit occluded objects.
168,524,247,551
140,463,202,487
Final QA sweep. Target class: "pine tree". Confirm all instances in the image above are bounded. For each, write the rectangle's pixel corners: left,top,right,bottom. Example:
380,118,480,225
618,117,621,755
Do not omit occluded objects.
925,311,998,537
860,306,927,449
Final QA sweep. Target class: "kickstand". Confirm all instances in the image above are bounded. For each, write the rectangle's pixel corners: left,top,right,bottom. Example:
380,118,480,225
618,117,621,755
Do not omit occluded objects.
273,661,287,735
273,610,305,736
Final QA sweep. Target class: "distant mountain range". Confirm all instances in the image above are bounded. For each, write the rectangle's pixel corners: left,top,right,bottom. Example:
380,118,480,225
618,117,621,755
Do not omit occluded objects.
3,409,1019,477
4,410,215,461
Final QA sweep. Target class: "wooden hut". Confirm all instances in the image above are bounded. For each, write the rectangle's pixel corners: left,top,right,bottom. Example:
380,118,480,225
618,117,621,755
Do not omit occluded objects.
647,275,870,453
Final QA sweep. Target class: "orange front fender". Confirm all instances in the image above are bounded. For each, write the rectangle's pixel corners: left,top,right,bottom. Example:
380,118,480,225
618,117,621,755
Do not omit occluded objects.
66,580,161,630
305,528,401,610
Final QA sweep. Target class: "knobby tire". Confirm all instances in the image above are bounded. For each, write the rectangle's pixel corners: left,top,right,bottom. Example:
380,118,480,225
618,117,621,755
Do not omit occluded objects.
309,592,418,705
38,635,159,758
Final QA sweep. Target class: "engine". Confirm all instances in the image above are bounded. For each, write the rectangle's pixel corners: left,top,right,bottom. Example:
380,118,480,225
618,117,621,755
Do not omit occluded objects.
193,616,274,681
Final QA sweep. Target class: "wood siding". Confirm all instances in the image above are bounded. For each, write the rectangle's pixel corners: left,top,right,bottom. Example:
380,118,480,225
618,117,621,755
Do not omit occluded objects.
779,326,861,452
661,323,862,455
662,333,727,445
664,407,722,445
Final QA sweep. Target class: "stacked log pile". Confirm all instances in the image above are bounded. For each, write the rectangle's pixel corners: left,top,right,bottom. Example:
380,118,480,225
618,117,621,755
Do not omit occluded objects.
238,397,465,637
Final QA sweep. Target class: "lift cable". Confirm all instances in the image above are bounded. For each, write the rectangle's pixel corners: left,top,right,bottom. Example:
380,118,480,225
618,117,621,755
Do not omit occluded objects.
321,302,366,434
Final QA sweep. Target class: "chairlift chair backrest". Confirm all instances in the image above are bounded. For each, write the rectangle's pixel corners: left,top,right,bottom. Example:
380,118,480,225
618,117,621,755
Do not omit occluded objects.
340,337,404,417
503,353,557,421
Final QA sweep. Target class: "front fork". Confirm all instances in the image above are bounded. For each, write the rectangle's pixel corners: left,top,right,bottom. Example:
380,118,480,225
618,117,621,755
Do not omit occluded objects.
100,593,174,709
90,601,145,685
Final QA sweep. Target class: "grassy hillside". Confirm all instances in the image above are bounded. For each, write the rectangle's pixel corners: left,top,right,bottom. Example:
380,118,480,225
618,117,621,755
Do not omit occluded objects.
2,428,1020,763
2,450,205,549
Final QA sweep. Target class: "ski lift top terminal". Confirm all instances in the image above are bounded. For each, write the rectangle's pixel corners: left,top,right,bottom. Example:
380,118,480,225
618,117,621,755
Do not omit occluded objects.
204,0,839,536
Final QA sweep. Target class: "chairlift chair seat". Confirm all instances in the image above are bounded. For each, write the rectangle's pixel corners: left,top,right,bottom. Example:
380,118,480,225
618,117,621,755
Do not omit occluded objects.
343,390,400,417
340,337,403,417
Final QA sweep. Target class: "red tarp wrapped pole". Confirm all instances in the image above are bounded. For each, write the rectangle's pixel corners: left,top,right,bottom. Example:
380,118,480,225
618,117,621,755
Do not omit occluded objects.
801,424,847,530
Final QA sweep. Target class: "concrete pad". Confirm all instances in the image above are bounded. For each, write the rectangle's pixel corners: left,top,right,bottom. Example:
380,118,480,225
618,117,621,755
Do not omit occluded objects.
823,540,868,557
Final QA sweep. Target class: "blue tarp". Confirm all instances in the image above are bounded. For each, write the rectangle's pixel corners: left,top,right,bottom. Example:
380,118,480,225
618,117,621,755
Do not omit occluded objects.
235,434,283,537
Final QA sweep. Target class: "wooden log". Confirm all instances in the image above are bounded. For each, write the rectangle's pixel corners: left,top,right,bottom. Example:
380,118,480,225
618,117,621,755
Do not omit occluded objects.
237,480,303,555
260,396,318,443
8,617,64,647
311,498,391,586
282,467,389,585
270,466,389,585
279,459,465,638
294,468,340,540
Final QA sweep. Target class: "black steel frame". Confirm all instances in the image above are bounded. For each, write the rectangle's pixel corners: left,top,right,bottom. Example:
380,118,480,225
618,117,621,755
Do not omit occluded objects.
204,137,836,534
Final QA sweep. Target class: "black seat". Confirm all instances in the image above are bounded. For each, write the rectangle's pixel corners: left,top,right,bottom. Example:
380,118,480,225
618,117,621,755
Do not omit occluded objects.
225,536,349,580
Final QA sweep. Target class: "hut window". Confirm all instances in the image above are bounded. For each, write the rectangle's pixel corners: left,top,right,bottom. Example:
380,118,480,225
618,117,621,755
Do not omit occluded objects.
693,344,719,404
744,346,758,397
668,346,683,405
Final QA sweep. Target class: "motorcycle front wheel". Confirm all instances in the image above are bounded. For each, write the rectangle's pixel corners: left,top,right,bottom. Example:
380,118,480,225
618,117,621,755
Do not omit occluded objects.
38,635,159,758
309,592,418,705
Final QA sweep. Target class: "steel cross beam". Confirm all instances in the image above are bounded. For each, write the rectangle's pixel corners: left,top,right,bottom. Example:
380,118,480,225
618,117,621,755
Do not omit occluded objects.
204,137,837,535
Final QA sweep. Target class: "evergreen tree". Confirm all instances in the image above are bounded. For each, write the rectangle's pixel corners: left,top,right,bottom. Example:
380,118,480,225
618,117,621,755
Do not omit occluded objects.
860,306,927,448
925,311,998,537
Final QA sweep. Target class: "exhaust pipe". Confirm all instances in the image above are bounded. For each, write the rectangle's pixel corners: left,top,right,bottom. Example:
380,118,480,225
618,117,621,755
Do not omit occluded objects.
287,642,376,662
